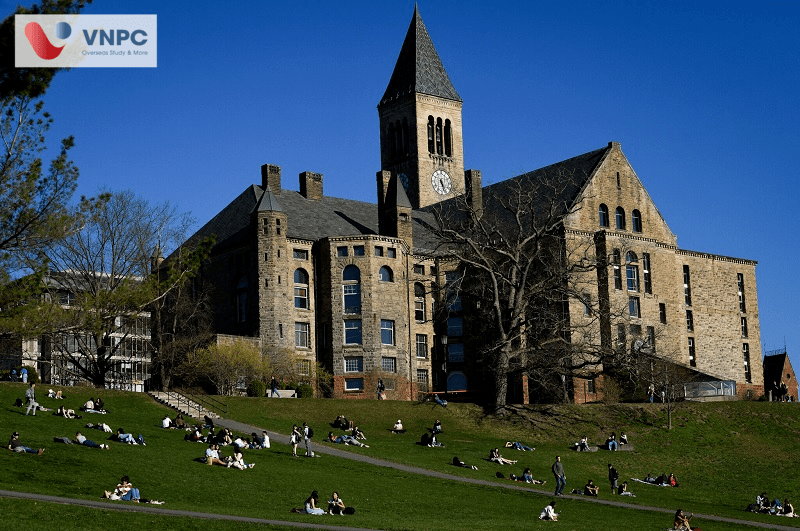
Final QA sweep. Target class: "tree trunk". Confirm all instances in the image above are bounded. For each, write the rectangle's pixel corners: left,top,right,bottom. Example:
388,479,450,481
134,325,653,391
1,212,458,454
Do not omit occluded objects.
492,344,512,411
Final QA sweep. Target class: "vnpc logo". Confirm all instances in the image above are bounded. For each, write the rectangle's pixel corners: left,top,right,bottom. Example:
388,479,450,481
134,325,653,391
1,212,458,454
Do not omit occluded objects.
24,21,69,60
15,15,157,68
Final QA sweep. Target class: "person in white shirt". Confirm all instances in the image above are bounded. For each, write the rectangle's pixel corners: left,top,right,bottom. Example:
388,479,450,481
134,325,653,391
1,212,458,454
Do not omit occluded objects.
539,501,559,521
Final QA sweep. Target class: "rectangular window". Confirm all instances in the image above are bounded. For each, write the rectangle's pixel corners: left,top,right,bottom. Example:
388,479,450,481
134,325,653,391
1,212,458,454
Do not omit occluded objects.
447,295,462,312
430,265,437,276
686,310,694,332
683,265,692,306
737,273,747,313
647,326,656,352
447,317,463,336
587,379,596,394
413,264,425,275
353,245,365,256
416,334,428,358
388,248,396,258
614,266,622,290
343,284,361,314
345,378,364,391
344,356,363,372
617,323,626,349
381,356,396,373
294,286,308,309
415,300,425,322
626,265,639,292
448,343,464,362
381,319,395,345
374,246,384,257
582,293,591,316
279,323,283,338
297,359,311,376
629,324,642,336
688,337,696,367
337,246,348,257
344,320,362,344
659,303,667,324
295,322,310,348
743,343,752,383
629,296,641,318
417,369,428,384
741,317,748,338
293,249,308,260
642,253,652,294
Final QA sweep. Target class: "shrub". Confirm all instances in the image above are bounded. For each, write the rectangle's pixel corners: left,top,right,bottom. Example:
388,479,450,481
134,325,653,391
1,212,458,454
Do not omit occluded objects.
247,380,266,397
601,378,622,404
297,382,314,398
17,365,39,384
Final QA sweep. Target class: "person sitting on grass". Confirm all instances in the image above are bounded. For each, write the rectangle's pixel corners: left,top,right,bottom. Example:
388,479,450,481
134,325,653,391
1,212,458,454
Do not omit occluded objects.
620,432,629,445
304,490,325,515
326,431,369,447
489,447,516,465
577,436,590,452
204,443,228,466
668,472,679,487
391,419,404,433
75,431,109,449
504,440,534,451
161,415,173,429
522,467,546,484
328,491,346,515
618,481,636,497
106,475,140,502
452,456,478,470
251,431,269,448
185,426,204,442
781,499,795,517
584,479,599,496
7,431,44,455
431,419,443,434
174,414,188,430
227,446,255,469
673,509,699,530
605,432,618,451
539,501,559,521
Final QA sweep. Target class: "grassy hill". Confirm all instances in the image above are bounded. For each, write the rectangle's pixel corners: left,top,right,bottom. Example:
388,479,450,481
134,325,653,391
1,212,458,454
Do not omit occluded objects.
1,382,798,530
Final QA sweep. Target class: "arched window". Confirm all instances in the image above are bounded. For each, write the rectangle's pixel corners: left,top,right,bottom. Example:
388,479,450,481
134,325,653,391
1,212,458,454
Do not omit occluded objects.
294,268,309,309
598,204,609,227
379,266,393,282
612,249,622,290
387,122,395,159
435,117,443,155
427,116,435,154
401,118,409,156
626,252,639,292
615,207,626,230
447,371,467,392
444,119,452,157
235,277,248,323
632,209,642,232
414,282,426,322
342,265,361,314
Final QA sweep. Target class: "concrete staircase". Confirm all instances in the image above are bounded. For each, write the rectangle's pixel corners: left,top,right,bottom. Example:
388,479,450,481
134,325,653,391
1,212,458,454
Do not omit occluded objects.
149,391,222,420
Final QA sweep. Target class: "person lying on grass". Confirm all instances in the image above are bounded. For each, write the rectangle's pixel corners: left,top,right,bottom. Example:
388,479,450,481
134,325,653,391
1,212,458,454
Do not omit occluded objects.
101,475,163,504
452,455,478,470
489,447,516,465
74,431,109,449
326,431,369,447
504,440,534,451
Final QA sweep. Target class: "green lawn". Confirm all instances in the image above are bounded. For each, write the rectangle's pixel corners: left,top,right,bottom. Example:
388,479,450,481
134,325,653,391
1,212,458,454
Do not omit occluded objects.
1,382,797,530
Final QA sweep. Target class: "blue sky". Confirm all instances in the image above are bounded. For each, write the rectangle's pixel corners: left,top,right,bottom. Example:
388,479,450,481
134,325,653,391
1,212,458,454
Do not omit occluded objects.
7,1,799,370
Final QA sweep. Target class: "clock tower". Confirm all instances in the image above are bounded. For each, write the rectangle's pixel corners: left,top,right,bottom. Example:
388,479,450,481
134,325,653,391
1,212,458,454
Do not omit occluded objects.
378,6,465,209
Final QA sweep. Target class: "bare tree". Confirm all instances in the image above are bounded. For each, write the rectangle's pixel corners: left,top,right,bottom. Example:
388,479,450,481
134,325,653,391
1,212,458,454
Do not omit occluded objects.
182,339,268,396
38,190,202,387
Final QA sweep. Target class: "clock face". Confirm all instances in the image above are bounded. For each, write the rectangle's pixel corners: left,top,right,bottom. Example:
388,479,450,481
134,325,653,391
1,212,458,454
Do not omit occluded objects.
431,169,452,195
398,172,409,192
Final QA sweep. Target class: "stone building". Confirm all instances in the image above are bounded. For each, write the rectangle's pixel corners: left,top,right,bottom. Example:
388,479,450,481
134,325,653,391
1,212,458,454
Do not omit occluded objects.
174,7,763,401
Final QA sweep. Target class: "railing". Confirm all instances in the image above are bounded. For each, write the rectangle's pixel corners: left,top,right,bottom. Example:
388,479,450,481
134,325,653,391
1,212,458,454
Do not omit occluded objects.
161,389,228,417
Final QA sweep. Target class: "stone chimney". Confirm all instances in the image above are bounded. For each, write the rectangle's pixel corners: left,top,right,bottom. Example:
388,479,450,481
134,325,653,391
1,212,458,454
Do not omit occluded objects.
299,171,323,200
261,164,281,195
465,169,483,218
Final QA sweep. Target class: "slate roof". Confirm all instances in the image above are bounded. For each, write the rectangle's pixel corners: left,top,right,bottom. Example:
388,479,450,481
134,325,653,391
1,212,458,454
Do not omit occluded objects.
380,5,462,105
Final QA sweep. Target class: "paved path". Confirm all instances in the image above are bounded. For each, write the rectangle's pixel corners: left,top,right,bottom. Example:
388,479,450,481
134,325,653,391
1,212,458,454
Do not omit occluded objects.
1,415,796,530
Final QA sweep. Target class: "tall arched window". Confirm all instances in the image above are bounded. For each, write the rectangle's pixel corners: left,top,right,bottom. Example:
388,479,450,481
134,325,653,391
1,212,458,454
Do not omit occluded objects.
414,282,426,322
294,268,309,309
444,119,452,157
435,117,443,155
235,277,248,323
379,266,393,282
615,207,626,230
447,371,467,392
427,116,435,154
387,123,395,160
612,249,622,290
598,204,609,227
626,252,639,292
401,117,409,156
632,209,642,232
342,265,361,314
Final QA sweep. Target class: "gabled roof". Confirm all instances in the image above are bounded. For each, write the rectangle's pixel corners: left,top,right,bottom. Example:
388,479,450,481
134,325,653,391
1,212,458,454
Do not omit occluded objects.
380,5,461,105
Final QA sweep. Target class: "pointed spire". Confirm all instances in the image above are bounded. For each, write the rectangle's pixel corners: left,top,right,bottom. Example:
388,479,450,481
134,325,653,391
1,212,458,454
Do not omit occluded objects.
254,185,283,213
380,5,461,105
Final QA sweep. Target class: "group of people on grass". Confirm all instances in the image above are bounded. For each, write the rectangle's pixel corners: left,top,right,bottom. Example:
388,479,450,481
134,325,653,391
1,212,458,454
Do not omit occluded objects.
750,492,797,517
292,490,355,515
